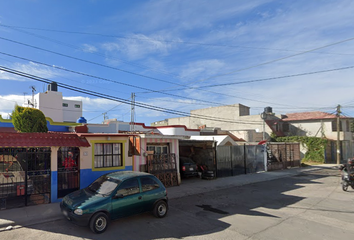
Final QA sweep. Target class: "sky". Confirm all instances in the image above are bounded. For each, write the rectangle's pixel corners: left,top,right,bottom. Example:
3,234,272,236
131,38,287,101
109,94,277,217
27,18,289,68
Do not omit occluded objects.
0,0,354,126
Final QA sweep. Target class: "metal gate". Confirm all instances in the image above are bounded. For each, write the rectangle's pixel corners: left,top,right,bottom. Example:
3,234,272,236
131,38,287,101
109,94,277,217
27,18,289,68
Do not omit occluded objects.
267,143,301,170
216,145,265,178
0,148,51,210
57,147,80,198
146,153,178,187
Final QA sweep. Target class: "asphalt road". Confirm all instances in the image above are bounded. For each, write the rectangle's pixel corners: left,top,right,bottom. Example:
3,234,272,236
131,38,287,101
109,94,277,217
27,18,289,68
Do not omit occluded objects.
1,167,353,240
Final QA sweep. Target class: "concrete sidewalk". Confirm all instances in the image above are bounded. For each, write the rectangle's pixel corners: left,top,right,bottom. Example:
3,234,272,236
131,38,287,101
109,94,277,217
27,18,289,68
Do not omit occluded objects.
0,164,338,232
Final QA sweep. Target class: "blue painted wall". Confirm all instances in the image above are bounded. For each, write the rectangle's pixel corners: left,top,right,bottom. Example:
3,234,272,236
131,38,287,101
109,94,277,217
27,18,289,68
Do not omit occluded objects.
0,119,70,132
51,166,133,202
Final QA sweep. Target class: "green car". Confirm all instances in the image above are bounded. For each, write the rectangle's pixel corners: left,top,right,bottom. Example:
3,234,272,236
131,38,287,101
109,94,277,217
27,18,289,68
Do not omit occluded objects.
60,171,168,234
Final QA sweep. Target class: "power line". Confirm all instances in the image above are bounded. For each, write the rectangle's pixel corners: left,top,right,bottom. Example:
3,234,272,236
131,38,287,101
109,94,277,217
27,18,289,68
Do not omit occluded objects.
155,65,354,90
3,33,353,111
0,51,316,109
0,65,263,125
1,24,353,56
0,24,183,81
0,36,186,87
163,35,354,89
0,51,233,108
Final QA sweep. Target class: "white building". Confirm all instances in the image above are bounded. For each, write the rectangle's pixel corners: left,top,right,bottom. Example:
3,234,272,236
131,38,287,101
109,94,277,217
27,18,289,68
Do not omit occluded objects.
26,82,83,123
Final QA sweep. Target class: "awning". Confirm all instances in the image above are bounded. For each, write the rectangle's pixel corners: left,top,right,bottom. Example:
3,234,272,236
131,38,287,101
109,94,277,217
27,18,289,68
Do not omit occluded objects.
0,132,90,147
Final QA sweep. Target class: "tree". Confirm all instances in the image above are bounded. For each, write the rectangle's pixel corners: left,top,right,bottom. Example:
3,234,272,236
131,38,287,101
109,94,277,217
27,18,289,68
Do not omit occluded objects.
12,105,48,132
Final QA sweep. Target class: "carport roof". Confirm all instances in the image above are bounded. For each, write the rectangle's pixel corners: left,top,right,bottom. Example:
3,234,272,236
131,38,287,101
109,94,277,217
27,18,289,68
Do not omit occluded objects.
0,132,90,147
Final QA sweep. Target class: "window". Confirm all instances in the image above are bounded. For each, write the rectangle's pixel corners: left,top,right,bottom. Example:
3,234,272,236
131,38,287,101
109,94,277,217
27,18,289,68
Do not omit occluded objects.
116,178,140,197
282,122,290,132
147,144,169,154
62,103,68,107
332,120,343,132
141,177,160,192
94,143,122,168
74,104,81,108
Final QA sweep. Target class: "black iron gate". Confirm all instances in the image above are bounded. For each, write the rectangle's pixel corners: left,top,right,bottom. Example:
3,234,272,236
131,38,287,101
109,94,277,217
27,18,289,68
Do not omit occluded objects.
216,145,265,178
0,148,51,210
146,153,178,187
57,147,80,198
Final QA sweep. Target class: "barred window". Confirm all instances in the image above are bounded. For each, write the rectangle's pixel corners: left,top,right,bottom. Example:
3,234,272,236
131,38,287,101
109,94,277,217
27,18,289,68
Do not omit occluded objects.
94,143,122,168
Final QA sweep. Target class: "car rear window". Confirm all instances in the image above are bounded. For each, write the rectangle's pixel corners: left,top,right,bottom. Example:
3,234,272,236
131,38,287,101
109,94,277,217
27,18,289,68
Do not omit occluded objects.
181,158,195,164
141,177,160,192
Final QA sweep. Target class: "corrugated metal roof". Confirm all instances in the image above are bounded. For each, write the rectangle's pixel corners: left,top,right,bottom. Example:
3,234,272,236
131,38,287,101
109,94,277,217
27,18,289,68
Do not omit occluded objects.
0,132,90,147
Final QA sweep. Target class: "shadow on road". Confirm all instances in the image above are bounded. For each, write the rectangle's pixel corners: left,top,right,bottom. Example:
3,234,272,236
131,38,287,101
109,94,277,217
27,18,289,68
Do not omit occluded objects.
3,168,341,239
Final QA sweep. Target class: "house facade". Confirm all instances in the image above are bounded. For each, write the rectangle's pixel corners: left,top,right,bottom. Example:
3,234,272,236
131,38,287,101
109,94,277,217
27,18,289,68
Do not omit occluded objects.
151,104,282,142
281,111,354,162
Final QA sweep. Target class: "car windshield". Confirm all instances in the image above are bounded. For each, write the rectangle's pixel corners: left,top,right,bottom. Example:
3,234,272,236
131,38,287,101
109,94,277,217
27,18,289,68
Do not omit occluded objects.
87,176,121,196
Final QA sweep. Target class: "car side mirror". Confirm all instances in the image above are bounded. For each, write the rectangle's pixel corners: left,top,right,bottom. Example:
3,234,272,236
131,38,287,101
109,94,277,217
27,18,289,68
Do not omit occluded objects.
113,193,124,199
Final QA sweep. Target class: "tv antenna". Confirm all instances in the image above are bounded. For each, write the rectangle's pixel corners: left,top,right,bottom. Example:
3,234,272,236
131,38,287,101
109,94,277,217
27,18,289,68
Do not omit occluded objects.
29,86,36,107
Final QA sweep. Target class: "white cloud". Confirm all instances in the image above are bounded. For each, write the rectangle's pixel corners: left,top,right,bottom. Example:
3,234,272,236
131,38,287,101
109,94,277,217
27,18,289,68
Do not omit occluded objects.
82,44,98,53
0,62,60,81
179,59,225,82
102,34,176,60
0,95,24,118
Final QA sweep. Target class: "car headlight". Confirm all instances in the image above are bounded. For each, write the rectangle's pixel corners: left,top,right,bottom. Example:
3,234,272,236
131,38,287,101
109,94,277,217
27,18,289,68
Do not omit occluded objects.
74,208,83,215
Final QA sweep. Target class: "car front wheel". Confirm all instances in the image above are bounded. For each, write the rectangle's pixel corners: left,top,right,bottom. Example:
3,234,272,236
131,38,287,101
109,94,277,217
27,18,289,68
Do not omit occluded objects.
153,200,168,218
89,212,109,234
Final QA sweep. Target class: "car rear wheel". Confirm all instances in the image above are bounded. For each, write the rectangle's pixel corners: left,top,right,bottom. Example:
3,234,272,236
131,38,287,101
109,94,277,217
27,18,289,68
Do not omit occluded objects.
89,212,109,234
153,200,168,218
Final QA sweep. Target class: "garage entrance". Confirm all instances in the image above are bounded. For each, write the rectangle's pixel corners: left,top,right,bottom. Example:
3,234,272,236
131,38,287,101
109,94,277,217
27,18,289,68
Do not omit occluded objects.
179,140,217,180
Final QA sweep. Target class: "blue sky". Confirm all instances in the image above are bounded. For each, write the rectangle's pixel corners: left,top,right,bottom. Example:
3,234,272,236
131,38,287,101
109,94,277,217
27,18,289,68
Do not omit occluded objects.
1,0,354,125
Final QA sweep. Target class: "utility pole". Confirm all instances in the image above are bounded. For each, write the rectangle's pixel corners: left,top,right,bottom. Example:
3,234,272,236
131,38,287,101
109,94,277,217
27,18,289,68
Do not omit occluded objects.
336,104,341,164
130,93,135,132
260,111,267,141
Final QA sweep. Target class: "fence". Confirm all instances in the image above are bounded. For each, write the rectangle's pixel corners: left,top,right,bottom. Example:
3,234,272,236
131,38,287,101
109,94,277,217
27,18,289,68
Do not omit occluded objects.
146,153,179,187
0,147,51,210
216,145,265,178
216,143,301,177
267,143,301,170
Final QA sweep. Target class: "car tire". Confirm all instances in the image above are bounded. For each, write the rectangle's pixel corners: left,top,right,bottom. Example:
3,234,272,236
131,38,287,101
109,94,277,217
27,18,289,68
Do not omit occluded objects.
153,200,168,218
89,212,109,234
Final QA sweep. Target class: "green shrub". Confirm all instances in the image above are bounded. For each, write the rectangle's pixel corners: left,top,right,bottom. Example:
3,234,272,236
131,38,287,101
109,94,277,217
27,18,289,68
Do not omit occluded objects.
12,106,48,133
275,136,327,163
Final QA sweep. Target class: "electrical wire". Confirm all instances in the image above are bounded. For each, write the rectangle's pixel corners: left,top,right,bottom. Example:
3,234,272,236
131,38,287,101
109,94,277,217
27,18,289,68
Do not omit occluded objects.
0,51,236,108
0,65,263,125
0,51,323,109
161,35,354,89
2,24,353,56
0,24,183,81
2,31,353,112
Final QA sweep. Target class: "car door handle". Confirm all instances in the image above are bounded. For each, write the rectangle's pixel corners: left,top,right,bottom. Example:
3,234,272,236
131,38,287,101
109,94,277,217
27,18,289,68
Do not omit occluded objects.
138,196,142,200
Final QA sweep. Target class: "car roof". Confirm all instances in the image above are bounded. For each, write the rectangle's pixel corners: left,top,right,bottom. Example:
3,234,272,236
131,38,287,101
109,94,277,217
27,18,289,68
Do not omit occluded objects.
106,171,152,181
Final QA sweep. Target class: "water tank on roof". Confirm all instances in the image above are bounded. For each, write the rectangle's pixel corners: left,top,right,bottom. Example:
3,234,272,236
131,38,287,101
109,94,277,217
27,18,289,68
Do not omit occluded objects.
77,117,87,123
264,106,273,114
47,82,58,92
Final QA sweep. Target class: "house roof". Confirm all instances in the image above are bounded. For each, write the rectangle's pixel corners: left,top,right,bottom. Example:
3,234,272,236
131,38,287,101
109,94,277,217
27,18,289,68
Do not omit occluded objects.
189,135,238,146
0,127,17,133
0,132,90,147
282,111,343,121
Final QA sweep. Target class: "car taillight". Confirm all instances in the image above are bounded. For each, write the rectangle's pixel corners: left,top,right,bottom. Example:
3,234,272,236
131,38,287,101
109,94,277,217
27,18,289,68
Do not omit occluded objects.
182,166,186,171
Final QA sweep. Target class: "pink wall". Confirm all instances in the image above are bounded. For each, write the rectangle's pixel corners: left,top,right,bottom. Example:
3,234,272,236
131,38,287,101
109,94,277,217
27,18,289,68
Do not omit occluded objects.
133,138,179,171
